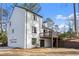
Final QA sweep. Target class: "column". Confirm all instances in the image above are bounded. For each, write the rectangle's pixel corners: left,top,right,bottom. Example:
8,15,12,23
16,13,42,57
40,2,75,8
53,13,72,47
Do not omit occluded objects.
56,37,58,48
51,31,53,48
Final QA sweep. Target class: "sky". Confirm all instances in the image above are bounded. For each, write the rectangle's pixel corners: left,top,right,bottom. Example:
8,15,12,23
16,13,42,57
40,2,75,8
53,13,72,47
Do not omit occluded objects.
39,3,78,32
40,3,73,24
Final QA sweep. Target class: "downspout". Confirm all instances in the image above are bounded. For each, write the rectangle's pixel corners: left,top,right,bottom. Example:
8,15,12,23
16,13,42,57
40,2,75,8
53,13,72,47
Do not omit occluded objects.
24,10,27,48
25,11,27,48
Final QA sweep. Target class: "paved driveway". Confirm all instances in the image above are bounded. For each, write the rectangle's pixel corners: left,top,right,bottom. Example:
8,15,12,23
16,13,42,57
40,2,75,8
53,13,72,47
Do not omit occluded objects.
0,47,12,51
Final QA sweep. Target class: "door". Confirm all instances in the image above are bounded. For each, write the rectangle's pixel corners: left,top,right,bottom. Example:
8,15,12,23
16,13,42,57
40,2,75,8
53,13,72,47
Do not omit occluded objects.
53,38,57,47
40,40,44,47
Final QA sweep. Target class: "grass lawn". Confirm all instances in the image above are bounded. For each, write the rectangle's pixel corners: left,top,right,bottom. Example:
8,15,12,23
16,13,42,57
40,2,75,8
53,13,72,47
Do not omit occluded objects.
0,48,79,56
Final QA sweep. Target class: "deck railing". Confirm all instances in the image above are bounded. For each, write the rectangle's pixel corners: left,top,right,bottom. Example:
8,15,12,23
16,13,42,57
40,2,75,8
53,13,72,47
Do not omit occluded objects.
40,32,52,38
40,31,59,38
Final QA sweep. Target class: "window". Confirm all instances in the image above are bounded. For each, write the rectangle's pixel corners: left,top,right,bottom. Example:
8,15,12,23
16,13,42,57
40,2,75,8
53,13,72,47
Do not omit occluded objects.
10,39,17,43
33,14,37,21
32,38,37,45
12,29,14,33
10,21,11,26
44,30,46,33
43,29,47,33
32,26,37,33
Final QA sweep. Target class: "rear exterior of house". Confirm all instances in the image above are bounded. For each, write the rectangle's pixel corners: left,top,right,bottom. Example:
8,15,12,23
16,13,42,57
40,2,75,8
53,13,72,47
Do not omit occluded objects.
7,6,59,49
7,7,43,48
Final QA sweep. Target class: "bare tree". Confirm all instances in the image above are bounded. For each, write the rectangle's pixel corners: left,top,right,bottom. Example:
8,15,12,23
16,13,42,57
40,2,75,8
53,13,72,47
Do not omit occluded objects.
73,3,77,34
0,4,8,32
14,3,41,13
46,18,55,29
0,4,2,32
54,25,59,32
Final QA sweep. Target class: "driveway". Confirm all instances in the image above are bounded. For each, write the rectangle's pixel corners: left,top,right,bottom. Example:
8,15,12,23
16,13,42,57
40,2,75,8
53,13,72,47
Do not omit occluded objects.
0,47,12,51
0,48,79,56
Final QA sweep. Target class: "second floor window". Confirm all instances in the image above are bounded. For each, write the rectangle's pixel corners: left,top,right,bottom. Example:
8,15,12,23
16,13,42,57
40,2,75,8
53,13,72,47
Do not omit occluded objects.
33,14,37,21
32,26,37,33
10,21,11,26
43,29,47,33
12,29,14,33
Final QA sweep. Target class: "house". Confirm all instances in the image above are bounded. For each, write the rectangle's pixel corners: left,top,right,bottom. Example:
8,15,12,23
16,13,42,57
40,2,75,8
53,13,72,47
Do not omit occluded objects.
7,6,59,48
7,6,43,48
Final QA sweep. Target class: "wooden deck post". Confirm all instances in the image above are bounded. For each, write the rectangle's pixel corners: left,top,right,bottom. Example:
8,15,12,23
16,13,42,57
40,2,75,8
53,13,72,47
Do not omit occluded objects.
52,36,53,48
56,37,58,48
51,31,53,48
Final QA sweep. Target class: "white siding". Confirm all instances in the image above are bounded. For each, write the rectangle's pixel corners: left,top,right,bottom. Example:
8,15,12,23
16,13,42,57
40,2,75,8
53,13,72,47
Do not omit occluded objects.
7,7,26,48
7,7,43,48
26,12,32,48
40,39,51,48
44,39,51,47
26,12,42,48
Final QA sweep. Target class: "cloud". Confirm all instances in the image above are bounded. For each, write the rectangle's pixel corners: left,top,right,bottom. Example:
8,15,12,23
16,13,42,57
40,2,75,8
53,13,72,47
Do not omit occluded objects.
55,13,79,33
59,23,68,29
68,13,79,20
56,13,79,20
59,23,69,33
56,15,67,20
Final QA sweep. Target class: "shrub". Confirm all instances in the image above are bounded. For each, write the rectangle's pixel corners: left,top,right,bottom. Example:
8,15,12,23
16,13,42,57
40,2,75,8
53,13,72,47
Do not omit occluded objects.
58,32,76,40
0,31,7,46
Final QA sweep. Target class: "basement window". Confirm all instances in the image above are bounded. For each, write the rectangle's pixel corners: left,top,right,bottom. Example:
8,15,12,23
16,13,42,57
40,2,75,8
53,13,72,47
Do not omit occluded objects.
32,38,37,45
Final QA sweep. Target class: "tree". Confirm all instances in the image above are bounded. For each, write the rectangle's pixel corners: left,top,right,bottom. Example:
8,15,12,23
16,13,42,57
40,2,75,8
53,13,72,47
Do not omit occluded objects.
73,3,77,34
0,4,8,46
0,4,8,32
14,3,41,13
65,17,73,33
54,25,59,32
0,31,7,46
46,18,55,29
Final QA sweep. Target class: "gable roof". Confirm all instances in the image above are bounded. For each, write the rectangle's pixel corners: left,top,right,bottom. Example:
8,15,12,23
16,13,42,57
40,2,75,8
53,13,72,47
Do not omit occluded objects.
8,5,43,23
15,6,43,18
